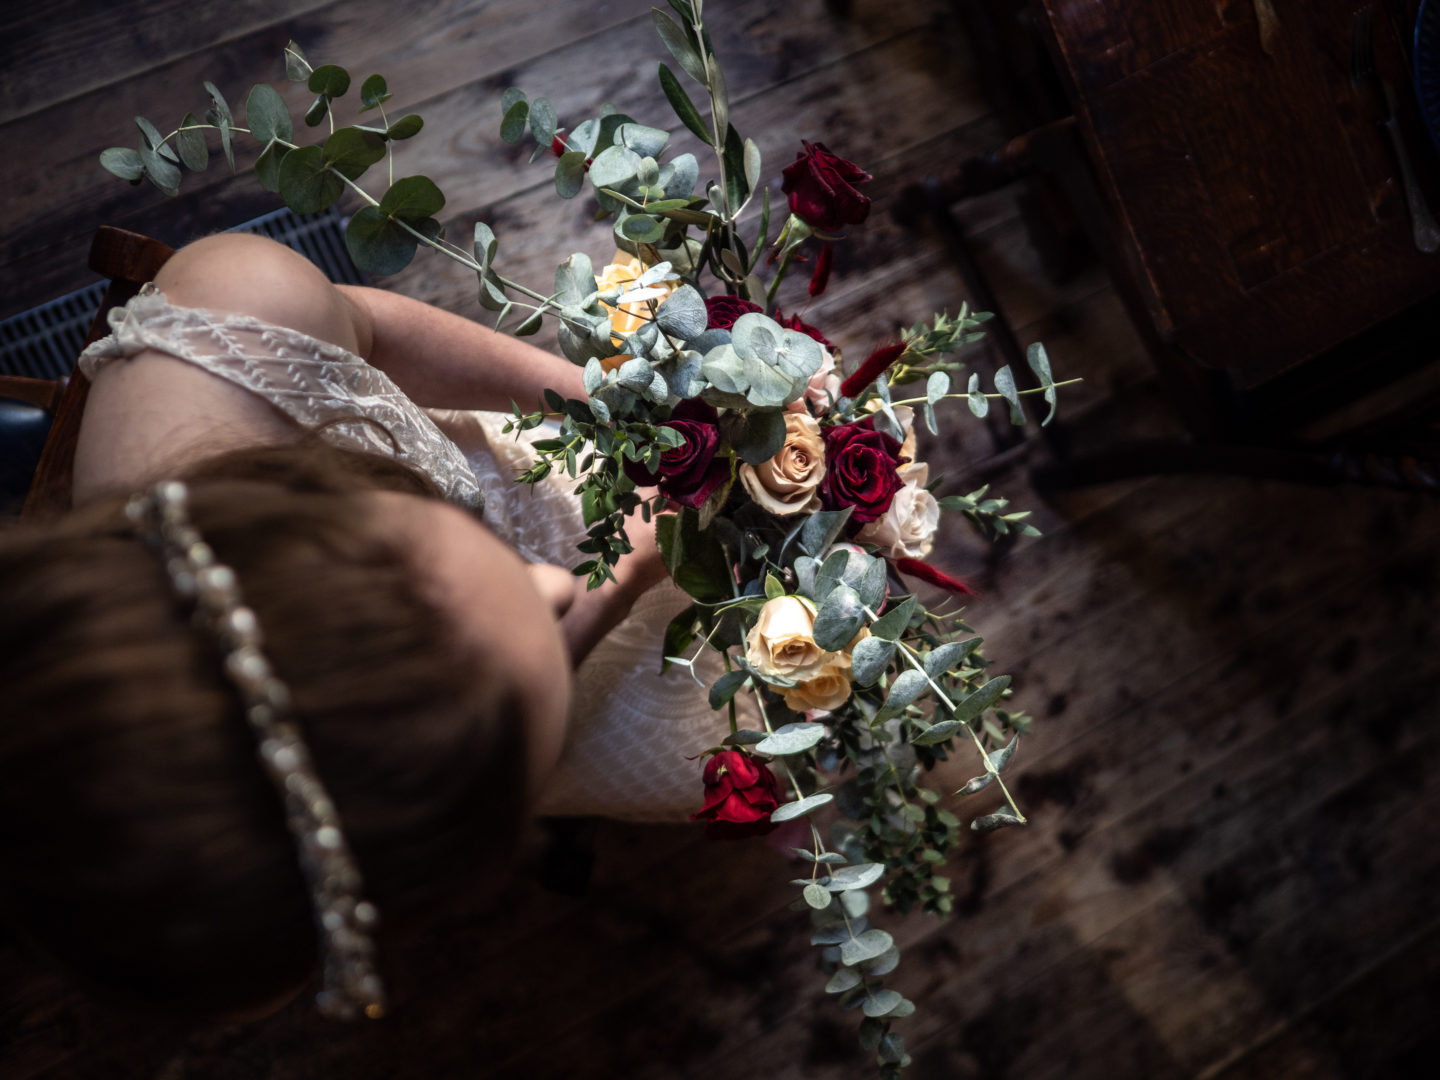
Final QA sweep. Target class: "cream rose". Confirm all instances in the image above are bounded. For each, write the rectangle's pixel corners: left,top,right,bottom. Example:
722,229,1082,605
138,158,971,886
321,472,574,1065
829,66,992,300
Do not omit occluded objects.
739,413,826,517
855,461,939,559
782,656,853,712
863,401,918,462
745,595,832,682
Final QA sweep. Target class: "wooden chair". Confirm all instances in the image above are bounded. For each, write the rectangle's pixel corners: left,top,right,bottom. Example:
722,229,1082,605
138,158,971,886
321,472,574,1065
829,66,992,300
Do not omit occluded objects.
0,227,174,518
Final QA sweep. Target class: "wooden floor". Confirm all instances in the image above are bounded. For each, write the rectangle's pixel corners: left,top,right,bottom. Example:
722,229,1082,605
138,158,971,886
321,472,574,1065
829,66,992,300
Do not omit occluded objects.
4,1,1440,1077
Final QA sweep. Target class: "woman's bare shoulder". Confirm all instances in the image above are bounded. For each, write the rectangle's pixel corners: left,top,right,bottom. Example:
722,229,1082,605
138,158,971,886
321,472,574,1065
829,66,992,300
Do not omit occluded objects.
72,234,369,505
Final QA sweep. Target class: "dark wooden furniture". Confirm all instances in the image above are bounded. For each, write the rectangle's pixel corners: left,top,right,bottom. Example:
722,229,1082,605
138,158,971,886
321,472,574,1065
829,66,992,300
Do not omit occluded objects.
928,0,1440,488
1,227,174,518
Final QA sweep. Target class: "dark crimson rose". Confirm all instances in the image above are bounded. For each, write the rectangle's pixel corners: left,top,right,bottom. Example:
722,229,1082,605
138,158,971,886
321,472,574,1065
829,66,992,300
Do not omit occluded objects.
623,397,729,510
820,417,906,524
704,294,762,331
839,342,907,400
894,557,976,597
772,308,834,351
781,141,873,232
691,750,783,838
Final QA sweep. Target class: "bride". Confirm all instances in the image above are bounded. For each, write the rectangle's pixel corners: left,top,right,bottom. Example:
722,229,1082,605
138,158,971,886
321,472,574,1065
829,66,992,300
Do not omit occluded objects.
0,231,733,1020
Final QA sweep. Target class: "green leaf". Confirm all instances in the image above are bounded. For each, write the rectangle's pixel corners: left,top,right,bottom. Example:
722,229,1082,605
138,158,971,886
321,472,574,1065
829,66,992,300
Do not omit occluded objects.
1026,340,1058,425
254,139,289,192
134,116,172,156
658,63,712,143
878,1032,907,1065
174,112,208,171
923,638,980,679
386,114,424,140
500,87,527,113
345,206,420,275
743,137,761,196
323,126,386,180
707,669,750,710
926,370,950,404
360,74,391,110
554,151,588,199
203,81,232,124
813,584,865,652
721,729,768,747
914,720,965,747
500,99,529,143
277,144,344,214
721,121,746,211
953,675,1011,723
513,308,544,337
825,968,862,993
655,285,706,339
840,928,894,966
850,636,895,686
304,95,329,128
284,41,311,83
474,221,499,275
971,808,1024,833
859,1018,886,1052
620,214,665,243
528,96,557,144
826,863,884,891
245,83,292,144
651,8,707,83
764,572,785,600
137,137,180,195
803,883,832,909
379,175,445,220
769,792,833,822
589,144,642,190
868,596,917,641
100,146,145,181
858,946,901,977
798,507,853,558
993,364,1025,425
885,668,929,710
967,370,989,417
726,409,786,466
707,55,729,146
754,722,826,756
863,989,903,1018
307,64,351,98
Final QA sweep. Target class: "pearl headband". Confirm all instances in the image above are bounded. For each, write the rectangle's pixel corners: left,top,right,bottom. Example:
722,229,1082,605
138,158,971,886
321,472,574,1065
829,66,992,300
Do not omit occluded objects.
125,480,385,1020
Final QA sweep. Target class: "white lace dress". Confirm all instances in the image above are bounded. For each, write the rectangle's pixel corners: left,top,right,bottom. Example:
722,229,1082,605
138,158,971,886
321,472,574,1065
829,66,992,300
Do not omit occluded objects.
79,287,736,821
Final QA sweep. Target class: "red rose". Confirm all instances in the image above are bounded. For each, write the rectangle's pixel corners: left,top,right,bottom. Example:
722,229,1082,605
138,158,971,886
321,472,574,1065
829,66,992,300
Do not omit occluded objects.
772,308,834,351
820,417,906,524
781,141,873,233
704,295,762,331
691,750,783,838
623,397,729,510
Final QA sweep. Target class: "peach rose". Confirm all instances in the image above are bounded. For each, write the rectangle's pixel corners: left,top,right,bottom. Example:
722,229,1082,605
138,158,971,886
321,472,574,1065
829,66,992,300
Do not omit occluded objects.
745,595,831,682
781,624,868,713
856,461,939,559
739,413,826,517
595,251,680,340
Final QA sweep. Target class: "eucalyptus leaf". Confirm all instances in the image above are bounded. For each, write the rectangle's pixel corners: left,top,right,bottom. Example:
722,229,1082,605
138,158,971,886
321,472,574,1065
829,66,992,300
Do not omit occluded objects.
654,284,706,339
254,139,288,192
857,555,888,611
840,928,894,966
284,41,311,83
620,214,665,243
956,769,995,796
754,722,826,756
216,116,235,172
203,81,232,124
769,792,834,823
554,151,588,199
863,989,903,1018
971,808,1024,833
386,114,423,140
513,308,544,337
878,1032,907,1065
923,638,980,679
100,146,144,181
474,222,500,276
588,144,642,190
813,584,865,652
323,126,385,180
825,968,862,994
304,95,329,128
658,63,712,143
529,97,558,144
967,370,989,417
798,507,852,558
885,668,929,710
707,55,729,147
803,883,831,910
727,409,786,466
307,64,350,98
134,116,169,154
953,675,1011,723
743,137,761,195
360,74,391,110
345,206,419,275
926,370,950,404
868,595,917,641
1027,340,1058,425
858,946,901,978
913,720,965,747
707,669,750,709
277,144,343,214
500,86,527,113
825,863,884,891
993,364,1025,426
245,84,292,144
137,138,180,195
500,99,529,143
379,175,445,220
722,729,768,747
174,113,208,170
616,123,670,159
850,635,896,687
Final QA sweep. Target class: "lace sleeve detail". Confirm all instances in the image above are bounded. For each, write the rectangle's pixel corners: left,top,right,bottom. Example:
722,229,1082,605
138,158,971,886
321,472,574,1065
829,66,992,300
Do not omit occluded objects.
79,286,484,511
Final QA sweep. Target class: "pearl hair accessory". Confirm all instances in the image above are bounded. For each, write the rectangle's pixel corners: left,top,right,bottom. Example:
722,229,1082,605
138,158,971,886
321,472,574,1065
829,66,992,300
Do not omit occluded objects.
125,480,386,1021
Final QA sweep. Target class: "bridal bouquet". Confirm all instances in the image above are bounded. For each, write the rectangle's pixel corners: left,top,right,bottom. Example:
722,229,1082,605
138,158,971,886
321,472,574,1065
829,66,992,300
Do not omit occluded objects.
101,2,1072,1072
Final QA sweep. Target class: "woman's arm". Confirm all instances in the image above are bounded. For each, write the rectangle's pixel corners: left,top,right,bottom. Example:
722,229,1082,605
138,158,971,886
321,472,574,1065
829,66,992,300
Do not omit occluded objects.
337,285,586,412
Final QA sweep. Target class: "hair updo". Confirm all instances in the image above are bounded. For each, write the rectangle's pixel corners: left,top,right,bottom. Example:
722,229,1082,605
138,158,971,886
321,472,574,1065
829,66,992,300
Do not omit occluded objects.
0,442,527,1017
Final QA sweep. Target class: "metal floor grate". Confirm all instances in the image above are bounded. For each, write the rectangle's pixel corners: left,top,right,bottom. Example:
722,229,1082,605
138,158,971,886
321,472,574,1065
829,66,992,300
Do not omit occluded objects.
0,206,366,380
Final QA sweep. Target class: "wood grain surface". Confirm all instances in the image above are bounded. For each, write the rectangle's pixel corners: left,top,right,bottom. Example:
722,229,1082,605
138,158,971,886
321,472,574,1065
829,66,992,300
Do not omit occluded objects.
2,1,1438,1077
